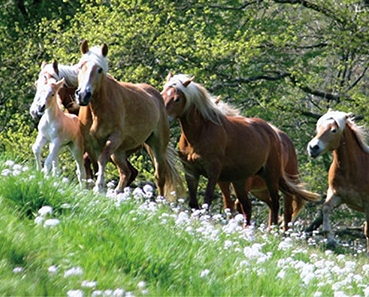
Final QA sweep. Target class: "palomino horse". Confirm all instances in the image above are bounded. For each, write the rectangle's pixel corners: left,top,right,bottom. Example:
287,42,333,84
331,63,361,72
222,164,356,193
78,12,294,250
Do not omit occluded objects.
30,60,139,185
75,40,182,196
307,109,369,253
162,73,319,226
31,77,86,185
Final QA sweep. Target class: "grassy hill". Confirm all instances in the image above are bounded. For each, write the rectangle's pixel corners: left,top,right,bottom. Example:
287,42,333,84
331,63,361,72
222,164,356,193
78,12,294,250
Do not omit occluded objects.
0,156,368,296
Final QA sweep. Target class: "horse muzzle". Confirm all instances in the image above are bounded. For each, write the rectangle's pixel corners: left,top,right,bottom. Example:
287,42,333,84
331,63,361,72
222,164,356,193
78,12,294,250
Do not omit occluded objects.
307,141,321,158
75,89,92,106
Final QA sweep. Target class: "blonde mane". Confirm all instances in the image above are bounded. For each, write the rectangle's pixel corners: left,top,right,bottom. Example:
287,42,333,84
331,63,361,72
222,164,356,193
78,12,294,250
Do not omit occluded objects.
40,63,78,88
164,74,225,125
78,46,109,74
319,110,369,154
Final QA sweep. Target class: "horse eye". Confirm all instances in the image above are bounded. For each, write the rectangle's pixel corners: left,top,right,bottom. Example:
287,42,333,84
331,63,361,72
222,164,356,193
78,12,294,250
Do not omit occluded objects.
174,97,181,103
98,68,103,74
331,128,337,133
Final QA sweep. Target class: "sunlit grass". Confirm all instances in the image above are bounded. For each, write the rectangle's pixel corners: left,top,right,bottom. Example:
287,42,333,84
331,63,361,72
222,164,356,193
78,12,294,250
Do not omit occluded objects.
0,157,369,296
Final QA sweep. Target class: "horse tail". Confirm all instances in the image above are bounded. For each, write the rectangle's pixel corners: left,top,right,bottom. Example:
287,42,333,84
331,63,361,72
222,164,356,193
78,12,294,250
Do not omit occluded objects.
145,143,184,201
162,145,185,200
279,173,320,206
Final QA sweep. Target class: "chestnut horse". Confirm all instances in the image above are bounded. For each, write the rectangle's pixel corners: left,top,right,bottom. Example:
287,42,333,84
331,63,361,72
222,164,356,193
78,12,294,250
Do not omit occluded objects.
162,74,319,226
307,109,369,253
31,77,86,185
219,126,306,230
30,60,139,185
75,40,182,196
213,97,309,229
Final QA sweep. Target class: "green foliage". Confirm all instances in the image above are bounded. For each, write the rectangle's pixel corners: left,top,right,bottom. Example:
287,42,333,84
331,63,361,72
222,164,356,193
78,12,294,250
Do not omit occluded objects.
2,0,369,196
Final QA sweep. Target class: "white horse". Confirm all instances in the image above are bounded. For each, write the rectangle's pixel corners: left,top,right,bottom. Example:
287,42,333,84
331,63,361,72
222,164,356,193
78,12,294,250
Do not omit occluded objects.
31,77,86,185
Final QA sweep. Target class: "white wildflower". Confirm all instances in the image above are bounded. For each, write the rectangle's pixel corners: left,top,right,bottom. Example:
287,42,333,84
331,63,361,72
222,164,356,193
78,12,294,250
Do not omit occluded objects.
1,169,12,176
243,243,265,260
67,290,84,297
5,160,15,167
278,237,294,250
34,216,44,225
81,280,97,288
48,265,58,274
200,269,210,278
138,281,146,289
276,269,286,279
13,267,24,273
64,266,84,277
143,184,154,194
38,205,53,216
43,218,60,227
113,288,125,296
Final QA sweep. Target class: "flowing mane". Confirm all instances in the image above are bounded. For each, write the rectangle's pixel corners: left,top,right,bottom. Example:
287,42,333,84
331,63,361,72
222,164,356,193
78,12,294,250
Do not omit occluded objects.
57,64,79,87
164,74,225,125
319,110,369,154
78,46,109,73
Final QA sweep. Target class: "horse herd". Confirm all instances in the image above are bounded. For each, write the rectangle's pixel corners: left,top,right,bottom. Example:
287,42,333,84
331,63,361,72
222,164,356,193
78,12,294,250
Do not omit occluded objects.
29,40,369,255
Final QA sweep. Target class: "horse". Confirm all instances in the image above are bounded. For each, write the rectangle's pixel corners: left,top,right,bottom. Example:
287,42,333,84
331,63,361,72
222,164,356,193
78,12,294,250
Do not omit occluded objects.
74,40,182,196
162,73,320,226
218,126,307,230
212,97,308,229
30,60,139,185
31,77,86,185
307,109,369,254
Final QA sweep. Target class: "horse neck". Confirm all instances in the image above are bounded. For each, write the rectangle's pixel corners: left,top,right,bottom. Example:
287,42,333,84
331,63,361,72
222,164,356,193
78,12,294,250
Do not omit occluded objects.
89,75,110,117
332,126,364,172
45,96,64,120
178,106,209,142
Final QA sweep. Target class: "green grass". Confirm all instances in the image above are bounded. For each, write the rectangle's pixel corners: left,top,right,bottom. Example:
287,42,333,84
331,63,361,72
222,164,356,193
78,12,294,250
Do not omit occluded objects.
0,157,368,296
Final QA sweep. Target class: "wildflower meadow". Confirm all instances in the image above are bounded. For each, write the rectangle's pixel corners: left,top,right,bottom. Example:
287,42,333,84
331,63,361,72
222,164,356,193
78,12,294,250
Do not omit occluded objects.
0,156,369,296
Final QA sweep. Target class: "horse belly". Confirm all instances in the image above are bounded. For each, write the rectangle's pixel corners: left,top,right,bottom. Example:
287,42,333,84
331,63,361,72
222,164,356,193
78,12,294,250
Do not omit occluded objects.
338,190,367,212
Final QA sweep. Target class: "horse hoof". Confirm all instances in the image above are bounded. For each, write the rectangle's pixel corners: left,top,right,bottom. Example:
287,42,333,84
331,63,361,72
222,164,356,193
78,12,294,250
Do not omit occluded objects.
93,185,105,194
326,238,337,250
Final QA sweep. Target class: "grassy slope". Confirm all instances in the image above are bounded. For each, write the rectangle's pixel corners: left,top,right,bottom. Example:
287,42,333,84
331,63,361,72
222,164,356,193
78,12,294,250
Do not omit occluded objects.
0,158,368,296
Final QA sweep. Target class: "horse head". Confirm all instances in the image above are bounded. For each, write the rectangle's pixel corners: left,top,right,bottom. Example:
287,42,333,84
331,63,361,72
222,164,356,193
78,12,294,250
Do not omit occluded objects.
161,73,193,122
75,40,109,106
30,60,61,120
31,78,65,118
307,110,349,157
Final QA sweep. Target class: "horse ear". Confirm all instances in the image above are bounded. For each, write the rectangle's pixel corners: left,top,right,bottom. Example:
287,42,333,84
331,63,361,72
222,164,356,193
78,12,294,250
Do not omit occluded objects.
102,44,108,57
81,40,89,54
52,60,59,76
183,76,194,88
328,108,333,112
54,77,65,90
41,61,47,69
214,95,221,104
166,71,173,82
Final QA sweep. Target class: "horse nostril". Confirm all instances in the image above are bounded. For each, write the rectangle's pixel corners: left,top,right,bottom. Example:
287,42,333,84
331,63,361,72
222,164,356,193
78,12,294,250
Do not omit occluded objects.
309,144,319,152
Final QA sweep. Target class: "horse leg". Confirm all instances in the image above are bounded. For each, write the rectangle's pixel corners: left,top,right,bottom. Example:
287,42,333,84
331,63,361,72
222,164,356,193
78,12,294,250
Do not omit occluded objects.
111,151,131,193
83,152,96,180
364,203,369,256
185,171,200,209
95,137,121,193
126,160,138,186
68,141,87,186
282,193,294,231
232,180,252,226
32,134,48,171
322,189,341,248
44,140,62,176
218,181,234,211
